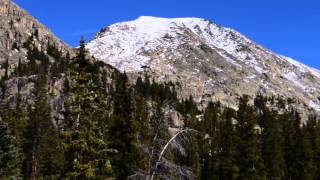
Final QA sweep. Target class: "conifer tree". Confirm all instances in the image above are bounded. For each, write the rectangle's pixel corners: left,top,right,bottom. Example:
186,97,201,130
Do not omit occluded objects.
235,96,266,180
282,111,305,179
22,76,63,179
260,109,285,180
61,38,112,179
135,76,144,96
190,137,201,179
307,115,320,179
218,108,239,179
133,96,151,171
108,72,143,178
200,101,220,179
300,125,314,180
0,120,22,179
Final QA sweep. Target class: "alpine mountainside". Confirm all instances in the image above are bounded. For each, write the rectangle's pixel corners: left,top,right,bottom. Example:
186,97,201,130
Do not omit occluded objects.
1,1,320,180
87,16,320,115
0,0,71,75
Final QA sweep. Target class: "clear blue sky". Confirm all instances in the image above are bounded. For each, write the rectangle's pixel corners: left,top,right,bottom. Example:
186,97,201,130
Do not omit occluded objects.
13,0,320,69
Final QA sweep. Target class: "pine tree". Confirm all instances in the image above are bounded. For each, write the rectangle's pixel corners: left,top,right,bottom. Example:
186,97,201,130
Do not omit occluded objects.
282,111,306,179
218,108,239,180
22,76,63,179
61,38,112,179
185,134,201,179
0,92,28,178
0,120,22,179
108,72,142,179
235,96,266,180
0,59,9,99
308,115,320,179
260,109,285,180
75,37,89,68
133,96,151,172
298,124,314,180
200,101,220,179
135,76,144,96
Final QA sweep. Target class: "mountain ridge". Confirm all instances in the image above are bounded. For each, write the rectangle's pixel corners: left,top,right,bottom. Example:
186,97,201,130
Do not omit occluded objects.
87,16,320,114
0,0,72,70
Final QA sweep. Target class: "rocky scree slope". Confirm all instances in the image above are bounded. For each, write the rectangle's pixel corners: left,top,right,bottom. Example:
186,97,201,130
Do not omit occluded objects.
87,16,320,114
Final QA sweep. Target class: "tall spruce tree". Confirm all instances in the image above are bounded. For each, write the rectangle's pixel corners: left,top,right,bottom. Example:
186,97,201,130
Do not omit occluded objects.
108,72,141,179
260,109,285,180
218,108,239,180
306,115,320,179
0,120,22,179
282,111,306,179
133,96,152,172
22,76,63,179
200,101,220,179
235,96,266,180
61,38,112,179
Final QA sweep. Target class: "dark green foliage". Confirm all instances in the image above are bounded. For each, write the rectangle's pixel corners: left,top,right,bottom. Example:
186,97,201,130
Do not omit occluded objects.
22,76,63,179
0,59,9,99
0,120,22,179
15,35,70,78
187,135,201,179
134,96,152,144
61,39,112,179
306,115,320,179
12,42,19,51
20,40,50,76
179,95,199,116
47,42,62,59
260,109,285,180
2,36,320,179
235,96,266,180
0,78,6,100
108,73,143,178
74,37,89,68
134,75,179,106
200,101,221,179
217,108,239,180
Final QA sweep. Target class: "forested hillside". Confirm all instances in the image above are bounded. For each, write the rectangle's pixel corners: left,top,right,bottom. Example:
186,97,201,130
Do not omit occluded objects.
1,36,320,179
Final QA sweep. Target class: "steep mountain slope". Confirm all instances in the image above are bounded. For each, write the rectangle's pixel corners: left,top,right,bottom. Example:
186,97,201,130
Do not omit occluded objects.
87,16,320,113
0,0,72,76
0,0,75,124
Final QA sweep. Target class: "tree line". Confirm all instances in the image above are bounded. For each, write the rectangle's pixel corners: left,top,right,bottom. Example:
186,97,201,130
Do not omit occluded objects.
0,36,320,179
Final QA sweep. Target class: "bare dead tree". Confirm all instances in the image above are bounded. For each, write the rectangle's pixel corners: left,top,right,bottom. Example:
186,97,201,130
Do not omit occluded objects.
149,128,197,180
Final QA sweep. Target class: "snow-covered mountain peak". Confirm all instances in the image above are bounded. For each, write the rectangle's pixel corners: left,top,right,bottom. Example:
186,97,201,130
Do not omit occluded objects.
87,16,254,72
87,16,320,114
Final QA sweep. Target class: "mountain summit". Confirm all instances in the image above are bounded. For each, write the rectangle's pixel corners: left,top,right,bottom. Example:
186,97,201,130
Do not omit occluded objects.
87,16,320,113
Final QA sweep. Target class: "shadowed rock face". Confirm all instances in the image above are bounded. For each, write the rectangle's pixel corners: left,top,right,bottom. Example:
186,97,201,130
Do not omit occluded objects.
0,0,71,72
87,16,320,116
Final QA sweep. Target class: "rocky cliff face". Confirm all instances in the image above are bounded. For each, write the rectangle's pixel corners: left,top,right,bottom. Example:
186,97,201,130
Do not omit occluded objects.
0,0,71,75
0,0,75,124
87,16,320,115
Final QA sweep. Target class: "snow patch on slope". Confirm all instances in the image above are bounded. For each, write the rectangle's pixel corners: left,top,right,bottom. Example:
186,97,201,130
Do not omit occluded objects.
309,101,320,112
282,56,320,79
284,72,309,91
